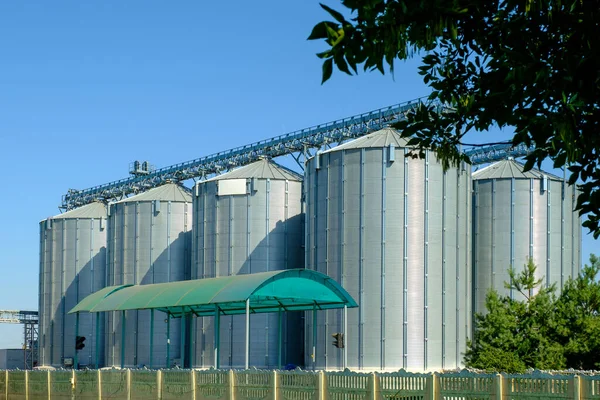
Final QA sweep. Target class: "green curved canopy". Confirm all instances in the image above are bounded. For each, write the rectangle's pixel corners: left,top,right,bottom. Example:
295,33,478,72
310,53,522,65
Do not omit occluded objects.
69,269,357,317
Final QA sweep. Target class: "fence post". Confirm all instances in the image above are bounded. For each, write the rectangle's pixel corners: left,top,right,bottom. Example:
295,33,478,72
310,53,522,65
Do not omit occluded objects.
372,372,377,400
48,369,51,400
25,370,29,400
319,371,325,400
229,369,235,400
98,370,102,400
572,375,581,400
157,370,162,400
192,369,196,400
5,370,8,400
71,369,76,400
273,370,278,400
127,369,132,400
494,374,503,400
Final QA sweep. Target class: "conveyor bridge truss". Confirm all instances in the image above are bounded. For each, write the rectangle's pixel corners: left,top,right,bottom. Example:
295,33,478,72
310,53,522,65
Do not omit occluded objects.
0,310,38,369
61,97,532,210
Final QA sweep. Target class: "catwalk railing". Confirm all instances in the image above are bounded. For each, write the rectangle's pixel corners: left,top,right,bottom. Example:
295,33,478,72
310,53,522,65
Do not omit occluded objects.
60,96,533,210
1,368,599,400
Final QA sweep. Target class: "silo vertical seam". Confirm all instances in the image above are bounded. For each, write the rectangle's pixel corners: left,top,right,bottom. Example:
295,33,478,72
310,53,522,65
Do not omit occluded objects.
423,153,429,370
465,168,471,346
199,183,206,366
340,152,347,368
266,179,271,272
510,178,515,299
403,148,409,369
61,220,66,364
312,160,319,366
266,178,271,367
90,219,95,365
150,200,155,283
215,192,220,278
134,203,139,366
561,174,565,287
202,184,207,279
229,196,233,276
472,181,478,316
313,162,319,273
75,219,80,364
134,203,139,284
359,148,365,369
184,202,189,280
571,185,576,279
120,205,126,285
442,171,447,368
455,167,461,366
529,179,534,298
547,180,551,288
168,201,172,282
491,180,496,290
39,224,44,365
247,180,252,274
284,180,289,270
284,180,289,364
324,157,329,369
380,147,387,371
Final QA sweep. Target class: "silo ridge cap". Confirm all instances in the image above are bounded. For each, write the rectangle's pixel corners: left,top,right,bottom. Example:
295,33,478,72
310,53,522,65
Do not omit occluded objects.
115,182,192,203
204,159,302,182
49,201,107,220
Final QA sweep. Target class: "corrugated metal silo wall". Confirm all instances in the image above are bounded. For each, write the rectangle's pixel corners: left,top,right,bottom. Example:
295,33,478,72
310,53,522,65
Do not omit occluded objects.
192,177,304,369
105,200,191,368
305,148,472,371
473,177,581,314
38,217,106,368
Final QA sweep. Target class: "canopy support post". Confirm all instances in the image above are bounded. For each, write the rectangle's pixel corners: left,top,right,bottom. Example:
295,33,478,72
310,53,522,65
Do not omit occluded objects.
149,309,154,369
166,315,171,368
180,314,186,368
245,299,250,370
74,312,79,370
214,307,220,369
343,305,348,370
278,307,283,370
120,311,126,368
95,312,100,369
312,304,317,371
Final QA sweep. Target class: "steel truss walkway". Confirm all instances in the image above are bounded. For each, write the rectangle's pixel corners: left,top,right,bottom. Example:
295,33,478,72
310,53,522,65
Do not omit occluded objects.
61,97,532,210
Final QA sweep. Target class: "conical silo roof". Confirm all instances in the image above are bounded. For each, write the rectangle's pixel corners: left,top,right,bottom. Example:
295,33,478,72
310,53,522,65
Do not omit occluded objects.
324,127,410,153
116,183,192,203
51,201,107,219
207,159,302,182
473,159,563,181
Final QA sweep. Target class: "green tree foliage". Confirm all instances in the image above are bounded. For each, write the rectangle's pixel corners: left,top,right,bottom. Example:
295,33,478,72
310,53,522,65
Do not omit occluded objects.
554,254,600,370
308,0,600,237
465,259,565,372
465,256,600,372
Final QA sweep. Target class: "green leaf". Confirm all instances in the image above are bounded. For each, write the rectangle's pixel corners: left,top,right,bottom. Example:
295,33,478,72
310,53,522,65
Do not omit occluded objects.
307,21,337,40
320,3,347,24
322,58,333,84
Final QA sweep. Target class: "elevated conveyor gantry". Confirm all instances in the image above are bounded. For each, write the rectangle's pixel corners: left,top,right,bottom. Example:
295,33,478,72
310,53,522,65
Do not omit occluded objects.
0,310,38,369
61,97,532,210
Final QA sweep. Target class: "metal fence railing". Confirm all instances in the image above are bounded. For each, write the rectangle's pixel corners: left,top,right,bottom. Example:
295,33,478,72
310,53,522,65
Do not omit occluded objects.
1,369,599,400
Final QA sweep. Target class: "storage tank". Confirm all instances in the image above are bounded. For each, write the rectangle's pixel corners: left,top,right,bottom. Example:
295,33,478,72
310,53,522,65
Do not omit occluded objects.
106,183,192,368
192,158,304,369
305,128,472,371
39,201,107,368
472,159,582,313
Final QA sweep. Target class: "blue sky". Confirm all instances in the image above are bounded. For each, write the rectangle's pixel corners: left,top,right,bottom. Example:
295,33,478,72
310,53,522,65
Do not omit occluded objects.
0,1,596,348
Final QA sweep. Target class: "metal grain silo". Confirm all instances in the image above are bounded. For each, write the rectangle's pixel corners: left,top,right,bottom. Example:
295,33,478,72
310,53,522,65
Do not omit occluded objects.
106,183,192,368
192,159,304,369
472,159,581,314
304,128,472,372
39,201,107,368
